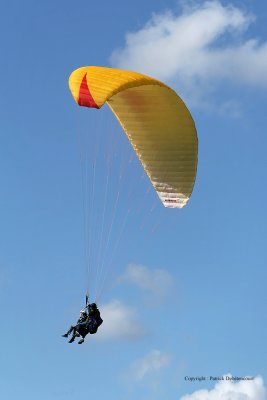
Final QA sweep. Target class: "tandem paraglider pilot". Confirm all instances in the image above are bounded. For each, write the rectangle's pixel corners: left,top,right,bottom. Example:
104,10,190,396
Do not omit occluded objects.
62,303,103,344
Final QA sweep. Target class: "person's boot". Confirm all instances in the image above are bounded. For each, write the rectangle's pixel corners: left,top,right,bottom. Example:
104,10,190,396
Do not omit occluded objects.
68,336,75,343
62,334,68,338
78,338,84,344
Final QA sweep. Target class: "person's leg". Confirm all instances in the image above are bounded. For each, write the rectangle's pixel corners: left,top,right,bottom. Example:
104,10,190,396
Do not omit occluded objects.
68,335,75,343
62,325,75,338
68,326,79,343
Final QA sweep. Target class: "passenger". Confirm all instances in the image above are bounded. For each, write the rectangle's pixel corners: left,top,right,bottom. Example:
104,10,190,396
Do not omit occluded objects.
62,309,88,344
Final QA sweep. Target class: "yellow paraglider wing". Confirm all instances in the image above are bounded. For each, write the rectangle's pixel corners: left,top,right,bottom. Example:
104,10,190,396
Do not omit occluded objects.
69,66,198,208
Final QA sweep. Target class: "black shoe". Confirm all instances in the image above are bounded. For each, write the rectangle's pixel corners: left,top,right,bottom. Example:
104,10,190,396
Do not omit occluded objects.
68,337,75,343
78,339,84,344
62,334,68,338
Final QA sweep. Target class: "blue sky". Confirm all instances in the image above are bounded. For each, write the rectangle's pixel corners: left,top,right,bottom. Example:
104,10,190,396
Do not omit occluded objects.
1,1,267,399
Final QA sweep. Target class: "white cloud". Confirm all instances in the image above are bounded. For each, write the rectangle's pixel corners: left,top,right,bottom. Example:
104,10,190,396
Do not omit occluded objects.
181,374,267,400
130,349,170,381
94,299,145,340
110,1,267,107
119,263,173,302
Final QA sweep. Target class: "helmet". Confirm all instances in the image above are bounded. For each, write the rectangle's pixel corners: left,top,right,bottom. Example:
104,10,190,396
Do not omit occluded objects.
90,303,97,310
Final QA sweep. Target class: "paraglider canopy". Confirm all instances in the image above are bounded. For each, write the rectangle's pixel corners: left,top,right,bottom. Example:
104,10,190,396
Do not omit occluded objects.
69,66,198,208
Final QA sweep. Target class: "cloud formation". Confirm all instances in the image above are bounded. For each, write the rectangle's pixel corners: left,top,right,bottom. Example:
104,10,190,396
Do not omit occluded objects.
130,349,170,381
110,1,267,107
181,374,267,400
119,263,173,302
94,299,145,340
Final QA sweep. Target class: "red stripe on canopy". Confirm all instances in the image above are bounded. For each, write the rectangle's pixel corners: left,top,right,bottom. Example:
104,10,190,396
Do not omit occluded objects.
78,73,99,108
